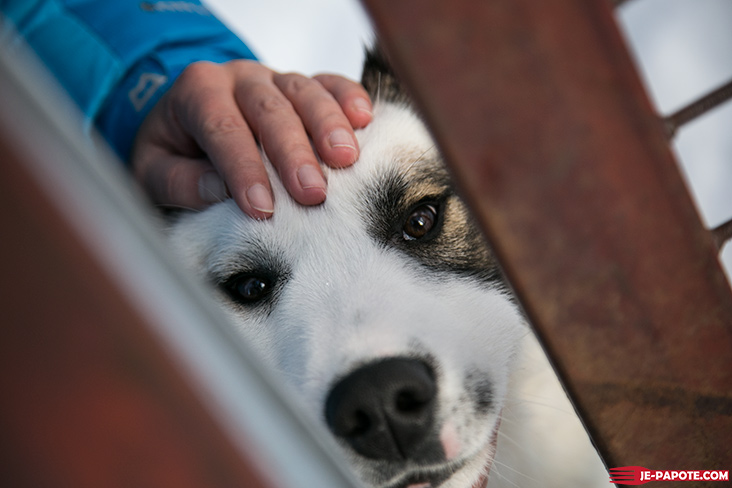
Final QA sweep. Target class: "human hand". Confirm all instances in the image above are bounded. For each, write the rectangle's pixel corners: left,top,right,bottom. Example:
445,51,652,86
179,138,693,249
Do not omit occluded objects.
131,59,373,219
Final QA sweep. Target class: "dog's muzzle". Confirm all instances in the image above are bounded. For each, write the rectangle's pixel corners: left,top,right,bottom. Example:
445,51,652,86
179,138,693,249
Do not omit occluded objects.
324,357,443,463
324,357,499,488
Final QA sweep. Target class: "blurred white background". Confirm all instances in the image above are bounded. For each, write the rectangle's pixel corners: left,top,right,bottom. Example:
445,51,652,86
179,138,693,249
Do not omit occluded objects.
205,0,732,278
618,0,732,277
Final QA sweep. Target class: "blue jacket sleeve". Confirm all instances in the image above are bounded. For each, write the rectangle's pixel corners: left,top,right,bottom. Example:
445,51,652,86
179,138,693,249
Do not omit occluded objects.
0,0,258,161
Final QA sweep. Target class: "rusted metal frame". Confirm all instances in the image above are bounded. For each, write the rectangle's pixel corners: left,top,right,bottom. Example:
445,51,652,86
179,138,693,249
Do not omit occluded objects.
665,79,732,251
613,0,732,249
0,45,362,488
664,79,732,138
361,0,732,482
712,219,732,252
612,8,732,249
0,109,272,488
613,0,634,7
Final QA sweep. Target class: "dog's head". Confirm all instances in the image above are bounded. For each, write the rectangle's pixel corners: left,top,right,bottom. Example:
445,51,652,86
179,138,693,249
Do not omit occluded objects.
169,49,527,488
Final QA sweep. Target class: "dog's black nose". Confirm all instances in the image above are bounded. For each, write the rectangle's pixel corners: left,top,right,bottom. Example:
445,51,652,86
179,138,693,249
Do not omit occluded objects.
324,357,442,462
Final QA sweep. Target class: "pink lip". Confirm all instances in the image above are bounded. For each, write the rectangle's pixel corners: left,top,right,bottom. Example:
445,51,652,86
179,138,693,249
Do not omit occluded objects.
472,474,489,488
404,418,500,488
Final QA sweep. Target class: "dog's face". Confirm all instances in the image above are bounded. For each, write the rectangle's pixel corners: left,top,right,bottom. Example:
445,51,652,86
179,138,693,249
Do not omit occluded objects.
169,53,527,488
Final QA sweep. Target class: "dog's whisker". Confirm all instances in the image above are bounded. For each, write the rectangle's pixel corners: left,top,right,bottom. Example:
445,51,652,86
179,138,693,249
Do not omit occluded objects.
495,430,522,448
376,71,382,105
155,203,199,212
492,413,520,427
198,186,227,204
518,329,534,341
503,395,579,414
404,144,438,172
487,466,523,488
490,458,541,486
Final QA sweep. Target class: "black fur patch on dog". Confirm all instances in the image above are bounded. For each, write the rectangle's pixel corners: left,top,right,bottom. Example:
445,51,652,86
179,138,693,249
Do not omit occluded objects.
363,162,502,285
361,47,412,106
464,369,495,415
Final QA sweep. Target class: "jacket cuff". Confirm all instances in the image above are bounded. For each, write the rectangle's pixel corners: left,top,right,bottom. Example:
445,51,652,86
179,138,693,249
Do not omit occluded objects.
95,39,257,163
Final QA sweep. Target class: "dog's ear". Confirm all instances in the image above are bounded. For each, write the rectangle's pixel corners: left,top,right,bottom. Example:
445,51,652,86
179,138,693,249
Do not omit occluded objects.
361,45,412,105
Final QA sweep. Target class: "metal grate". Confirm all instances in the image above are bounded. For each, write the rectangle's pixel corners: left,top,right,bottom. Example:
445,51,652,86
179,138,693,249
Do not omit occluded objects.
663,79,732,139
361,0,732,483
662,77,732,251
612,0,732,258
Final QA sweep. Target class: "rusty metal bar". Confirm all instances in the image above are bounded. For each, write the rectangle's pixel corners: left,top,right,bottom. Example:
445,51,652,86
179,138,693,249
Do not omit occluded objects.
0,95,271,488
0,42,360,488
613,0,634,8
712,218,732,252
664,78,732,137
361,0,732,481
0,137,273,488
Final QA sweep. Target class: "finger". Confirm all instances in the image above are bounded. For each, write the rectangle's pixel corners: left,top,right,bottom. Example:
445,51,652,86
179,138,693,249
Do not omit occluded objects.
172,62,275,219
275,72,360,169
314,74,373,129
135,151,225,210
132,103,222,209
235,70,328,206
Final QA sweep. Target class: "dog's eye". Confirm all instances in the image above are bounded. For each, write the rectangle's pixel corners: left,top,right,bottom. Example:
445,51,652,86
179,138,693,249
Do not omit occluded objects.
403,204,439,241
223,273,272,304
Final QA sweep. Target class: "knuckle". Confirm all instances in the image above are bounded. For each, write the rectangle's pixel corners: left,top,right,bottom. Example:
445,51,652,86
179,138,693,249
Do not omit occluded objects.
268,141,316,168
288,141,317,157
227,58,266,76
251,91,293,116
178,61,219,85
319,111,349,128
315,73,363,92
200,114,248,138
278,73,319,97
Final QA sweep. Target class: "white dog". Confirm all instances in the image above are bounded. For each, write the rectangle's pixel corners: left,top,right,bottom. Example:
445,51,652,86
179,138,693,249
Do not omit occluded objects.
169,50,608,488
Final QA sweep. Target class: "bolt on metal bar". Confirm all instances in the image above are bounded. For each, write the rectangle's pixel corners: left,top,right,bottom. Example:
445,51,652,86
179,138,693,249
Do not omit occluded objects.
712,218,732,251
664,78,732,137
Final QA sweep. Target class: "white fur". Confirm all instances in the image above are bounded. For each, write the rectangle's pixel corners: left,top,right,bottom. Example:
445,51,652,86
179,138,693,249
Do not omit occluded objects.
169,102,608,487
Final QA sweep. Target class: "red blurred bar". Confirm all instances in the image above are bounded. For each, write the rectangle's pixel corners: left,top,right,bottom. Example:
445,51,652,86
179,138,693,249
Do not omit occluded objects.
0,132,272,488
362,0,732,476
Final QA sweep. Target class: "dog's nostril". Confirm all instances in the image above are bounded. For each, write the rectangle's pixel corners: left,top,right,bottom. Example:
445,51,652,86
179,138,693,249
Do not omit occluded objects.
324,357,443,463
396,388,428,413
350,410,371,436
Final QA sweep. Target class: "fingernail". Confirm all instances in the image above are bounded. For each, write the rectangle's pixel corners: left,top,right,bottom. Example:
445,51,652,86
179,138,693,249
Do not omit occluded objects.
352,97,373,116
297,165,327,193
246,184,274,215
328,128,357,151
198,171,227,203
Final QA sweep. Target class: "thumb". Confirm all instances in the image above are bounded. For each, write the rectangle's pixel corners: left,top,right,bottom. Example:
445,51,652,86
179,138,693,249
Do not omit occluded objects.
137,155,227,210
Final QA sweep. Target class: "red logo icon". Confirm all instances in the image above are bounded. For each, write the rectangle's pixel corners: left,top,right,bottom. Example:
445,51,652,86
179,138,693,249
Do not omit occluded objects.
609,467,729,485
609,466,651,485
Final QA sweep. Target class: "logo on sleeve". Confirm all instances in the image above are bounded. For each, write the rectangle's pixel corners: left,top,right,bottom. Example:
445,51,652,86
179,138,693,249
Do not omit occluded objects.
139,2,211,15
129,73,167,112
